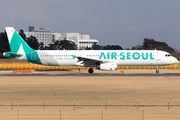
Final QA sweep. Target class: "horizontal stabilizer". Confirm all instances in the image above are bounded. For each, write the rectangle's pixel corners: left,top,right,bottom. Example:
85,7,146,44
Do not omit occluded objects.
3,52,23,57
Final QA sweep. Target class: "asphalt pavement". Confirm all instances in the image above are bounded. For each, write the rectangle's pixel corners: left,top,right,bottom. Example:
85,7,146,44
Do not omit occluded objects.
0,72,180,76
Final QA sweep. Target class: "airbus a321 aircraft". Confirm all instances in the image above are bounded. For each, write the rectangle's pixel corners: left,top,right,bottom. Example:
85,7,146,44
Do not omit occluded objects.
3,27,178,73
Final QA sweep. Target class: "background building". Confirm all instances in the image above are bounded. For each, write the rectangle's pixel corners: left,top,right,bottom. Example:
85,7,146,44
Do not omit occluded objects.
58,33,99,49
25,26,99,49
52,33,61,42
25,26,52,47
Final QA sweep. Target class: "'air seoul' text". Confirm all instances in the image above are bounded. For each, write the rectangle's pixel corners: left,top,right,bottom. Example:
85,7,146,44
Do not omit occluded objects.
99,52,154,60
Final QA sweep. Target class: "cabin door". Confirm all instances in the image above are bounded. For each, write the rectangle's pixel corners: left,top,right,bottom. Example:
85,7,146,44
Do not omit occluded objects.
31,52,36,60
156,52,161,61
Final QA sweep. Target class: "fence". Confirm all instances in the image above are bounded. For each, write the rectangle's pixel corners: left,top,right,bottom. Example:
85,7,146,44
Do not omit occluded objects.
5,102,177,111
0,63,179,69
1,102,180,120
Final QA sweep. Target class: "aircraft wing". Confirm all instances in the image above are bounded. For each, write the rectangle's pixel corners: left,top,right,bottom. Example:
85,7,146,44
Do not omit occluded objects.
76,56,107,66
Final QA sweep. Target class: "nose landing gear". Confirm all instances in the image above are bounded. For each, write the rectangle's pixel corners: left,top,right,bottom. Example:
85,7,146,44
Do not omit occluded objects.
156,66,159,74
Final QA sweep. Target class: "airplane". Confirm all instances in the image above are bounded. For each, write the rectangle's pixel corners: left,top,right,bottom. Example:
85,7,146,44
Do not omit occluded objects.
3,27,178,73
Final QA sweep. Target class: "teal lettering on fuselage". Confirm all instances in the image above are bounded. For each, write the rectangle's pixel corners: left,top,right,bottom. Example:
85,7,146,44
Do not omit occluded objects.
127,52,131,60
99,52,106,59
99,52,154,60
150,53,154,60
111,52,117,59
142,52,148,60
120,52,125,60
107,52,110,59
132,52,140,60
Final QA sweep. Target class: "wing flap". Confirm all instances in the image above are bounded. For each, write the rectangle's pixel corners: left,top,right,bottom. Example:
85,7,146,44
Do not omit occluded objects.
73,55,113,67
76,56,102,63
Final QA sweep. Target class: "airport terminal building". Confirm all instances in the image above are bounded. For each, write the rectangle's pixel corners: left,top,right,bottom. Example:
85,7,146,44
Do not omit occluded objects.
24,26,99,49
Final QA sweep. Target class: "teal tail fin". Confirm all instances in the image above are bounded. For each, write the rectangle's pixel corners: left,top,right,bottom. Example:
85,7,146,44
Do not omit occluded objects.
4,27,41,64
5,27,33,53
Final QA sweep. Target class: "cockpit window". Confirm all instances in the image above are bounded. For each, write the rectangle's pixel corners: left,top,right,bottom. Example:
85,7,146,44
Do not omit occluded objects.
165,54,171,57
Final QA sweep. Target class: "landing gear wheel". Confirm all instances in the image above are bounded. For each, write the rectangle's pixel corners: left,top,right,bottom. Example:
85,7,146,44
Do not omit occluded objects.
156,66,159,74
88,68,94,73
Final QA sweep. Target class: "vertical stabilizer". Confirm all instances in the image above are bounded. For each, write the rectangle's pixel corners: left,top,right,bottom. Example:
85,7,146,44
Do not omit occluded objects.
5,27,33,53
4,27,41,64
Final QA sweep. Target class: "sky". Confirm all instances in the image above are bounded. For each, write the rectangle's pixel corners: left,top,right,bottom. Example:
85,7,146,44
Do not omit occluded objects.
0,0,180,50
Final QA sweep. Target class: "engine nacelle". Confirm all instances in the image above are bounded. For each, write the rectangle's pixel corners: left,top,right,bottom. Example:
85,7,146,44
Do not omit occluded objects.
96,62,117,71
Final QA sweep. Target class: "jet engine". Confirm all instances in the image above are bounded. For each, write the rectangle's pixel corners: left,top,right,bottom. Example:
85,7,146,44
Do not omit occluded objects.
96,62,117,71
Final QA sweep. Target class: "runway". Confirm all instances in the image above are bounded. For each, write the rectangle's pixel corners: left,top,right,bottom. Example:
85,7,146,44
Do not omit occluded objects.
0,71,180,120
0,72,180,76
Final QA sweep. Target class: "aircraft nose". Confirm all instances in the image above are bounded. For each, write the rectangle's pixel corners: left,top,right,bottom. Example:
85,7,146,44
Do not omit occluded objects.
172,57,178,64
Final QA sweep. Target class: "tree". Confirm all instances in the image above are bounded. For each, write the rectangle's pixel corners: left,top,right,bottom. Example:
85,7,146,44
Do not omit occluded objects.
143,38,174,52
103,45,123,50
0,31,10,58
26,36,40,50
131,45,144,50
91,42,103,50
49,41,61,50
39,42,45,50
19,29,26,41
86,46,91,50
90,43,123,50
47,40,77,50
171,48,180,60
60,40,77,50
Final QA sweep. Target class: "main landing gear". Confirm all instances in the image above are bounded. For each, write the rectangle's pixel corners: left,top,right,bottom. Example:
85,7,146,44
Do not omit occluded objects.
156,66,159,74
88,68,94,73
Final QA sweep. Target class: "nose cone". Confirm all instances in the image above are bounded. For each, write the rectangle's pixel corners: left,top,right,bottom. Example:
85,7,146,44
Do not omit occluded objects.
172,57,178,64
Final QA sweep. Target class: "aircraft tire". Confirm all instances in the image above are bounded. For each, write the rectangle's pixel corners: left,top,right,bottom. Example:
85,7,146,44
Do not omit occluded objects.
156,70,159,74
88,68,94,73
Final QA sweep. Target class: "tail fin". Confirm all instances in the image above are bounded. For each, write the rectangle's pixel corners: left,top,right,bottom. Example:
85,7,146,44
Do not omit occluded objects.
4,27,41,64
5,27,33,53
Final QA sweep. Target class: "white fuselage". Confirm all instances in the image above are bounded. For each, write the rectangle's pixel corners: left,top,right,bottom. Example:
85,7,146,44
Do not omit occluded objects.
23,50,177,67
